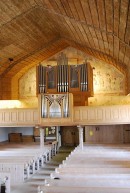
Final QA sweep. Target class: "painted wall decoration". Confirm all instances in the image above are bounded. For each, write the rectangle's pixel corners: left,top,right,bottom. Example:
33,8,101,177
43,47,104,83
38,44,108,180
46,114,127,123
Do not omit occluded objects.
91,58,125,95
19,67,36,98
18,47,127,106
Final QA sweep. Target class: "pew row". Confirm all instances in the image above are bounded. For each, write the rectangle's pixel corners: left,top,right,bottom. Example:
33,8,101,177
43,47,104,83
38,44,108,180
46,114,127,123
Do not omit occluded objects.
0,141,58,185
38,143,130,193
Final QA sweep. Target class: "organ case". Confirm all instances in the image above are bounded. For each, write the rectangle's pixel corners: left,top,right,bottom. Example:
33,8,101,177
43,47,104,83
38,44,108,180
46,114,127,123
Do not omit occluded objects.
36,55,93,106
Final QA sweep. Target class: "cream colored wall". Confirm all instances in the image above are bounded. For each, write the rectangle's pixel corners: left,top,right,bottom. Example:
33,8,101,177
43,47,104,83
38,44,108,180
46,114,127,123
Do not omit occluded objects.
88,95,130,106
18,47,127,107
19,67,38,108
19,67,36,98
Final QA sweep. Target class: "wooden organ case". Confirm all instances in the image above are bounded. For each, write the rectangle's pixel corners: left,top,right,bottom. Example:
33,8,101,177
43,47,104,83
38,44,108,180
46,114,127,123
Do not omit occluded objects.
37,53,93,106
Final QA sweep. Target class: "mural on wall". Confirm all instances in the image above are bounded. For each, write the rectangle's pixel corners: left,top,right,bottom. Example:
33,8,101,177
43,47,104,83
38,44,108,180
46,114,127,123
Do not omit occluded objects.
18,47,126,106
91,58,125,95
19,67,36,98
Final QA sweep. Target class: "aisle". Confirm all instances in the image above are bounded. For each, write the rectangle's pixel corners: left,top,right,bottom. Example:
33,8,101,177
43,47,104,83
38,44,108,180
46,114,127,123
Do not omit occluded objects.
11,146,73,193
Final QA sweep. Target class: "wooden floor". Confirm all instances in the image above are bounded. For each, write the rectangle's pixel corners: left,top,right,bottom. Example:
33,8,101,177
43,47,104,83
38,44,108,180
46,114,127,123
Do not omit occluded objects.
39,143,130,193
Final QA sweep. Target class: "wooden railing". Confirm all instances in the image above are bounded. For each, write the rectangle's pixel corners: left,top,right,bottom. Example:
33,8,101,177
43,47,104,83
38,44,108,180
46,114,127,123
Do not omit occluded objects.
74,105,130,125
0,105,130,127
0,108,38,127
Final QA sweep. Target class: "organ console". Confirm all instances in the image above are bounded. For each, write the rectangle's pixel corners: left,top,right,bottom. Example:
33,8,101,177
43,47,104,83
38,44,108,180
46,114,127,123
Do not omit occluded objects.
36,53,93,106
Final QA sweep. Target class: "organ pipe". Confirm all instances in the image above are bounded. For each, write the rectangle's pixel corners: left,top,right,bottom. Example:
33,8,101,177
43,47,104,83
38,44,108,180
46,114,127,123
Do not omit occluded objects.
37,59,92,94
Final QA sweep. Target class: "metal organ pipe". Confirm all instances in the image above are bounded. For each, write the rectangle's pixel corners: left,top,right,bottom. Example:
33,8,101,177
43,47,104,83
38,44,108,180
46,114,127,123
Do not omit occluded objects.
40,65,43,93
80,65,83,91
85,63,88,91
38,65,46,93
59,66,62,92
80,63,88,91
66,65,68,92
57,65,59,92
83,64,86,91
38,65,41,93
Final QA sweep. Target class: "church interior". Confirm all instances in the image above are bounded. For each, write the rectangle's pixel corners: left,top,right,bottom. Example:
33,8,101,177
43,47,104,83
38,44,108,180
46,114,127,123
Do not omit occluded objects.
0,0,130,192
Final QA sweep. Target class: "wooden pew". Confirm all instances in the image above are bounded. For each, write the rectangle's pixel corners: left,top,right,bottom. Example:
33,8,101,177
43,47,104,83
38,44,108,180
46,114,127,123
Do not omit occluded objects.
0,144,53,184
38,144,130,193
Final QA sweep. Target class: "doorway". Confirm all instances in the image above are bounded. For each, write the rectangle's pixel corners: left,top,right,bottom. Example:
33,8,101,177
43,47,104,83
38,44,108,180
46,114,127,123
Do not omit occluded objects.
61,126,79,147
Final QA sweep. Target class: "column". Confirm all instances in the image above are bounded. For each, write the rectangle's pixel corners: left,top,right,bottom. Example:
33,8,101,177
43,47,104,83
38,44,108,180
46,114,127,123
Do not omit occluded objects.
40,128,44,150
77,126,83,150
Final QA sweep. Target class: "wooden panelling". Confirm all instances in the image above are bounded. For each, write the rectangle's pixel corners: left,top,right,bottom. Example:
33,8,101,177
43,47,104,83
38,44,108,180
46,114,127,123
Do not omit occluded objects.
1,105,130,126
85,125,124,143
0,108,38,126
74,105,130,125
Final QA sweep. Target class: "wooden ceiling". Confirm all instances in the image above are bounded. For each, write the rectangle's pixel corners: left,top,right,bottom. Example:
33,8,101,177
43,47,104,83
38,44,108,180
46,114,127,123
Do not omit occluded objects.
0,0,130,80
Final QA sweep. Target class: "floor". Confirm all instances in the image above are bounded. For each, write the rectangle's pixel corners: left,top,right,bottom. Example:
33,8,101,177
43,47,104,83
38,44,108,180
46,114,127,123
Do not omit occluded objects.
11,146,74,193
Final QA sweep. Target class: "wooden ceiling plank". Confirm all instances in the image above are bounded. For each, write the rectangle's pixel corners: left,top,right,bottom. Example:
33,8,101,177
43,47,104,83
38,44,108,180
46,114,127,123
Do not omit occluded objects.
82,25,95,48
12,18,41,43
96,0,109,54
104,0,114,33
95,30,105,52
124,2,130,44
74,23,89,45
59,0,73,18
107,34,114,57
80,0,93,25
124,46,130,66
88,27,100,51
65,19,81,42
2,24,22,43
0,1,19,19
113,36,120,61
67,0,80,20
76,23,90,45
28,0,38,6
81,24,95,48
73,0,86,21
71,21,87,44
35,0,48,7
101,32,109,55
113,0,120,36
96,0,106,30
47,0,62,14
119,41,126,63
119,0,129,41
41,0,54,10
25,11,50,40
60,18,79,41
54,0,67,15
88,0,100,28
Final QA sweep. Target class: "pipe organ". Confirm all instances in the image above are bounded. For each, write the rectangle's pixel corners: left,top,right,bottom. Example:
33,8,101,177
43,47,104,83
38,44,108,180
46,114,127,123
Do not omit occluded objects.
41,94,69,118
37,53,93,106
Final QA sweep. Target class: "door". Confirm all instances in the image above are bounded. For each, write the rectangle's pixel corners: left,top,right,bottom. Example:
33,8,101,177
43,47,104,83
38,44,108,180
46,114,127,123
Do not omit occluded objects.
61,126,79,146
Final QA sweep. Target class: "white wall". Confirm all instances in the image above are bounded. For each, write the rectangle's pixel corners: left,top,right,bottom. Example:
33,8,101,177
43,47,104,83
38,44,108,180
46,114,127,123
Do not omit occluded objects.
0,127,9,142
0,127,34,142
8,127,34,135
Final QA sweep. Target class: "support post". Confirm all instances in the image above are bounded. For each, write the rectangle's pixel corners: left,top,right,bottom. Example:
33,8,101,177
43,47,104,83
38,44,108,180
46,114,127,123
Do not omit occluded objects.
40,128,44,150
77,126,84,150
